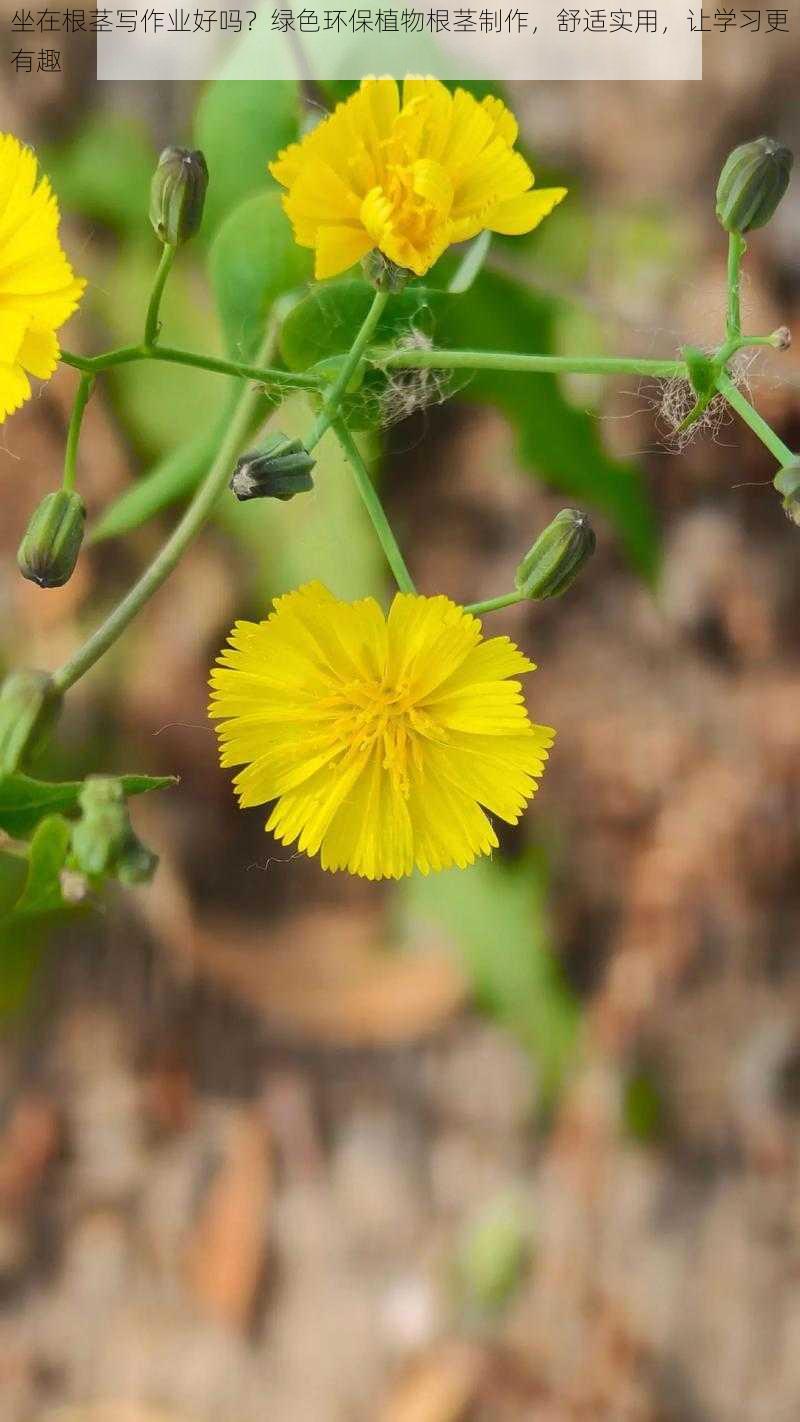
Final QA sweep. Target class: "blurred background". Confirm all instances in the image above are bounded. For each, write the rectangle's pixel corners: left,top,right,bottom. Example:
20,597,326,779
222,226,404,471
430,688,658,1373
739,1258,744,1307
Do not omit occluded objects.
2,22,800,1422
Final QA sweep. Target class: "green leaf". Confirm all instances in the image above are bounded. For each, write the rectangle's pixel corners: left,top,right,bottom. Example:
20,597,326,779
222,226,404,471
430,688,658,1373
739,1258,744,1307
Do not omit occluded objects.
0,817,74,1014
43,113,154,236
398,853,579,1100
436,270,659,581
209,190,312,358
0,772,176,840
447,231,492,294
194,79,300,237
279,279,436,371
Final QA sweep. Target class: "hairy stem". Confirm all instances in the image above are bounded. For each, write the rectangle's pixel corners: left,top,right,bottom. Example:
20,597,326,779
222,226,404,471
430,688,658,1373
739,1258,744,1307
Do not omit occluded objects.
717,370,794,466
60,343,318,391
62,372,94,493
52,331,273,694
144,243,176,347
305,290,389,451
375,348,686,378
726,231,746,343
333,420,416,595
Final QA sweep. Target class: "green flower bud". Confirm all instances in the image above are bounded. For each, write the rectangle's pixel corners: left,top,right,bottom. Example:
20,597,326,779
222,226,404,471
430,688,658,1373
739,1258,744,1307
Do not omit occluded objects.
774,459,800,527
716,137,793,234
361,249,412,293
230,434,315,502
71,776,159,884
17,489,86,588
150,146,208,247
72,776,128,876
514,509,596,600
0,669,61,774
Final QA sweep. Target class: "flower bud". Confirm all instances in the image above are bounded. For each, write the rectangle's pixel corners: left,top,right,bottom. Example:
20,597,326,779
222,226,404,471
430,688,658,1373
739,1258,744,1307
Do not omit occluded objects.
361,249,412,293
150,146,208,247
514,509,596,600
0,669,61,774
230,434,315,502
17,489,86,588
716,137,793,234
71,776,159,884
774,459,800,527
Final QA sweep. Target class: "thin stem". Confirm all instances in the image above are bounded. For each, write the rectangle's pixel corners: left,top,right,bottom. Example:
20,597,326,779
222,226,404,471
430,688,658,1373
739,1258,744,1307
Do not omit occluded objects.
62,372,94,493
60,342,318,390
726,231,746,343
52,330,273,695
333,420,416,595
144,243,176,347
306,290,389,451
716,371,794,466
464,590,525,616
375,347,686,379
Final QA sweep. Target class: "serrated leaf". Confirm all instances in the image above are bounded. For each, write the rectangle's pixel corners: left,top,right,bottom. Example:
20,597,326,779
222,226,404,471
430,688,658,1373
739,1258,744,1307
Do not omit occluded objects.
0,773,176,840
435,269,659,581
194,79,300,237
209,190,312,359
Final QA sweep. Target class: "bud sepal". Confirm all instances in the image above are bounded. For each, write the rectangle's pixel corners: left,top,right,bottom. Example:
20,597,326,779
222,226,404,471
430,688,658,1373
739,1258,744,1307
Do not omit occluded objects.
150,146,209,247
774,458,800,527
515,509,596,600
0,670,62,775
230,434,315,502
17,489,86,589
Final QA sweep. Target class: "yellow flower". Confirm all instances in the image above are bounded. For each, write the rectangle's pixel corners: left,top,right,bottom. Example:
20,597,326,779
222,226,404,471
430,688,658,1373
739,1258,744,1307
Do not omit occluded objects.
0,133,85,423
209,582,554,880
269,78,567,280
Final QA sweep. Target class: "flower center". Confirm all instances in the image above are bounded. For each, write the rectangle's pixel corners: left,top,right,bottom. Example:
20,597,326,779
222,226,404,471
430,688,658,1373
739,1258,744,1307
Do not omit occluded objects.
323,676,441,797
384,165,441,253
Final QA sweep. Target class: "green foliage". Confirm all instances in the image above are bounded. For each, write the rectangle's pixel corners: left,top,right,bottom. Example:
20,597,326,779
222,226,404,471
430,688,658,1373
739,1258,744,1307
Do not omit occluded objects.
43,113,154,236
209,190,312,358
399,853,579,1099
193,80,300,237
453,1194,531,1318
0,817,74,1012
0,772,174,840
622,1069,665,1143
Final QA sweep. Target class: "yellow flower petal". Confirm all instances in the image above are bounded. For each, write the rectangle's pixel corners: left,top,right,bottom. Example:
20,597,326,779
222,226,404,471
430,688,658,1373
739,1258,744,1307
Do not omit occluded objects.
269,78,566,279
210,585,554,881
0,132,85,423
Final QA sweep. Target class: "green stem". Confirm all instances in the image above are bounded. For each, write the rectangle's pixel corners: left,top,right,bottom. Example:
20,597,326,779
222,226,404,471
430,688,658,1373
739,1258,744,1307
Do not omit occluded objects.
375,348,686,379
144,243,176,347
333,420,415,595
60,343,318,391
726,231,746,343
306,290,389,451
62,372,94,493
52,331,272,695
464,590,525,616
716,370,794,466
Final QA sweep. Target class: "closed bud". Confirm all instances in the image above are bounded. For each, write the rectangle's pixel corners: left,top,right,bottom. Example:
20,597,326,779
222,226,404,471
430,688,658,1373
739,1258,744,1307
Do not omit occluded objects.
774,459,800,527
150,146,208,247
0,669,61,774
716,137,793,234
17,489,85,588
515,509,596,600
230,434,315,502
72,776,128,877
362,249,412,293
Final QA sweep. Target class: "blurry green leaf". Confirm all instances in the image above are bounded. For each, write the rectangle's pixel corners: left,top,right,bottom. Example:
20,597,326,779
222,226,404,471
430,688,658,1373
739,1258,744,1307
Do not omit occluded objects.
399,853,579,1098
209,190,312,358
623,1069,665,1143
447,231,492,294
437,270,659,581
0,772,176,840
0,817,73,1014
454,1194,530,1318
43,114,154,235
194,79,300,236
0,851,27,917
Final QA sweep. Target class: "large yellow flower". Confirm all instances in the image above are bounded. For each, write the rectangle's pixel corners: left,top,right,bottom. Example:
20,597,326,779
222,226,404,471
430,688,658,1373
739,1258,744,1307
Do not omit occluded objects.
0,133,85,422
269,78,567,280
209,582,554,880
